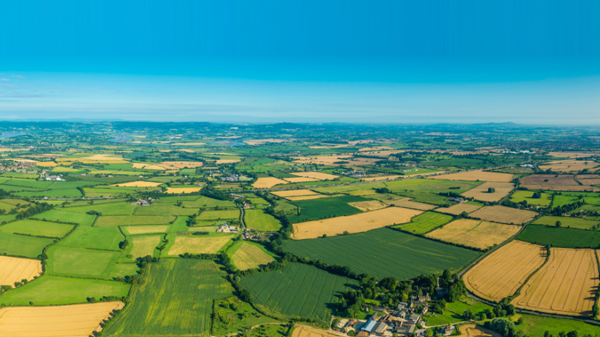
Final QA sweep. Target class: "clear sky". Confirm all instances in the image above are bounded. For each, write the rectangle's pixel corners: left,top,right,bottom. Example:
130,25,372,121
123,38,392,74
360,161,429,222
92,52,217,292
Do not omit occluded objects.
1,0,599,124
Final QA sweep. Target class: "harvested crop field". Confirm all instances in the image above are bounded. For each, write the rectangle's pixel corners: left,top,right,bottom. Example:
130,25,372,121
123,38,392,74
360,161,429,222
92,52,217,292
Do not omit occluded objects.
165,187,203,194
283,177,318,183
349,200,387,211
292,207,422,239
520,174,600,192
167,235,233,255
112,181,162,187
231,242,275,270
437,203,482,215
513,248,599,316
123,225,169,235
548,151,600,158
461,182,514,202
292,325,340,337
459,325,502,337
577,175,600,186
158,161,204,169
131,163,166,170
272,189,318,198
470,206,537,224
0,301,124,337
290,172,338,180
463,241,546,302
0,256,41,286
253,177,288,188
384,197,437,210
361,175,401,181
429,170,513,182
286,195,329,201
426,219,520,250
539,160,599,173
130,236,161,258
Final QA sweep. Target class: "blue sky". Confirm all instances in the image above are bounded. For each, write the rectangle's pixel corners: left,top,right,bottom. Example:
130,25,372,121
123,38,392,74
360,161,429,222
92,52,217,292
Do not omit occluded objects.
1,0,599,123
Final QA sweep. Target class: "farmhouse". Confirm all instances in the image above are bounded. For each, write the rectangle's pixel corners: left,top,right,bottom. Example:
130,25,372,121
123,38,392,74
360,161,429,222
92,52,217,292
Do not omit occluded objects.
216,223,238,233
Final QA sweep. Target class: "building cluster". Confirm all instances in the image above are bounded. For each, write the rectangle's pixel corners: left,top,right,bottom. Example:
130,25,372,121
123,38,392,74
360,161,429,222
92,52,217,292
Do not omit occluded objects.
130,198,154,206
0,160,36,173
216,222,239,233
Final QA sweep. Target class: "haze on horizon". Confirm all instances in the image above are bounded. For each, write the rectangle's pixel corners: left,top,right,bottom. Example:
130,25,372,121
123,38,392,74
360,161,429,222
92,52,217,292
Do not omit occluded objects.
1,0,599,124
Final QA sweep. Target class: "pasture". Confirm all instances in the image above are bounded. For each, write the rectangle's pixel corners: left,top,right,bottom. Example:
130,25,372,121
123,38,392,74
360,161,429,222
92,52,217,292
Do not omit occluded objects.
0,232,54,258
244,209,281,231
518,225,600,248
0,256,42,286
0,302,125,337
514,248,599,316
181,196,237,208
129,235,161,259
94,215,175,227
532,216,600,230
166,235,234,256
510,191,552,206
33,210,96,226
463,241,546,302
46,246,137,279
0,219,74,238
470,206,537,224
56,226,123,250
197,209,239,221
515,313,600,335
65,202,137,215
240,263,357,324
104,259,232,336
429,170,513,182
288,195,366,223
0,276,130,305
230,241,276,270
461,182,514,202
394,211,453,235
426,219,520,250
283,228,480,280
292,207,422,239
133,202,198,216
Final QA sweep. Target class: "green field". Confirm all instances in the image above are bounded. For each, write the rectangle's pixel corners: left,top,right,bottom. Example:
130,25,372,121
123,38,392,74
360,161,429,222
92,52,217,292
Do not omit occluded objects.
57,226,124,250
133,202,199,216
281,228,480,280
273,199,298,215
287,195,366,223
532,216,600,230
3,179,55,189
94,215,176,227
197,209,240,221
518,225,600,248
180,196,237,209
516,313,600,335
229,241,276,270
510,190,552,206
104,259,232,336
33,209,97,226
0,276,130,306
240,263,357,324
385,178,482,206
0,219,74,238
46,246,137,279
0,232,54,258
244,209,281,231
393,211,454,234
212,297,281,336
15,188,83,198
64,202,138,215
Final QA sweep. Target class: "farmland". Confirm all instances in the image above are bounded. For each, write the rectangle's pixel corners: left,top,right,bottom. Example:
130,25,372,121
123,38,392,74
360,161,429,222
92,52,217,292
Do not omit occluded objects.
437,203,482,215
0,302,124,337
393,211,453,235
470,205,537,224
230,241,276,270
197,209,240,221
129,235,161,258
426,219,520,250
292,325,341,337
429,170,513,182
539,159,600,172
461,182,514,202
0,256,42,286
532,216,600,230
288,195,367,223
94,215,175,227
240,263,357,324
0,232,54,258
510,190,552,206
463,241,546,302
166,235,234,255
253,177,288,188
244,209,281,231
458,325,502,337
122,225,169,235
513,248,599,316
292,206,422,239
383,197,437,210
521,174,599,192
57,226,124,250
33,209,97,226
0,219,74,238
104,259,232,336
518,225,600,248
283,228,480,280
46,246,137,279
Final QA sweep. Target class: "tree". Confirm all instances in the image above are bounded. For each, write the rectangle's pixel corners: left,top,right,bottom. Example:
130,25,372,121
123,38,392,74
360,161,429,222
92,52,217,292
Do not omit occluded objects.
556,221,562,227
593,303,599,317
463,309,474,320
488,187,496,193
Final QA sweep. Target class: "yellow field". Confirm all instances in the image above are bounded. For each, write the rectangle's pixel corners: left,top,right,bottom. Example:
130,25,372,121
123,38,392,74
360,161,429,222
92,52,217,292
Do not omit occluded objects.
292,207,422,240
158,161,204,169
130,236,161,258
429,170,513,182
459,325,502,337
284,177,318,183
548,151,600,158
292,155,382,166
253,177,288,188
513,248,599,316
112,181,162,187
384,198,437,211
461,182,515,202
426,219,520,250
131,163,167,170
125,225,169,234
470,206,537,224
361,175,401,181
167,235,234,255
272,190,318,197
231,242,275,270
292,325,341,337
358,146,394,151
463,241,546,302
0,301,124,337
57,154,130,164
539,160,600,173
437,203,482,215
0,256,42,286
290,172,339,180
36,161,58,167
216,159,241,164
286,195,330,201
349,200,388,211
165,187,203,194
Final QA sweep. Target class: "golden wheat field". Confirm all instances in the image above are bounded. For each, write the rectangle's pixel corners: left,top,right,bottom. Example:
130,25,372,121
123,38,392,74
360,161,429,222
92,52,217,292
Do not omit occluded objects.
349,200,388,211
272,190,319,198
461,182,515,202
165,187,203,194
437,203,482,215
252,177,288,188
470,206,537,224
539,160,600,172
290,171,339,180
513,248,599,316
0,256,42,286
292,325,342,337
158,161,204,169
0,302,124,337
463,241,546,302
383,198,437,211
292,207,422,239
167,235,234,255
286,195,330,201
459,325,502,337
283,177,318,183
112,181,162,187
125,225,169,234
426,219,520,250
216,159,241,164
361,175,401,181
131,163,167,170
429,170,513,182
